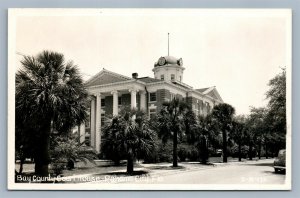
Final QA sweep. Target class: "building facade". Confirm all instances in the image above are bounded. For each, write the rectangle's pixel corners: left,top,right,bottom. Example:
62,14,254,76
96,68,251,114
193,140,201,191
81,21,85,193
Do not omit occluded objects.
79,55,223,153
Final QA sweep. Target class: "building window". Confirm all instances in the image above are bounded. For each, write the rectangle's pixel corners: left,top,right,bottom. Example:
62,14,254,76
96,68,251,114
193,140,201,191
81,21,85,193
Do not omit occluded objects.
207,103,211,113
85,120,90,128
194,110,198,116
204,102,209,115
171,74,175,80
101,113,105,125
180,76,182,82
199,100,203,115
85,136,90,146
101,98,105,107
118,96,122,105
149,108,157,119
160,74,164,80
85,110,91,128
149,92,157,102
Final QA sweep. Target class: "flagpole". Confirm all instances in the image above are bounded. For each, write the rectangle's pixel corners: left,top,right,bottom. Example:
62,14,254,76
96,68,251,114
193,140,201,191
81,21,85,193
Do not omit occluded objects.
168,33,170,56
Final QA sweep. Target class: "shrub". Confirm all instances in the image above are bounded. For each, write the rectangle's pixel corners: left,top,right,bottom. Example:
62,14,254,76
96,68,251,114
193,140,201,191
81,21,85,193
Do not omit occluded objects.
51,163,65,176
49,133,97,173
143,141,173,163
178,144,189,162
157,141,173,163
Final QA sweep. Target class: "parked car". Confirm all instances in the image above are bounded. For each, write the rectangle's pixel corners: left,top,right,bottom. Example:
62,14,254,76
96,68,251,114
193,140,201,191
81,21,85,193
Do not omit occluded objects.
216,149,222,157
274,149,286,173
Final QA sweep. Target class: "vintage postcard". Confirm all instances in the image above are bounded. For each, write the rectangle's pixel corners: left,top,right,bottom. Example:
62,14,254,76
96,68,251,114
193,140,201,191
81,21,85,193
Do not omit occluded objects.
8,8,291,190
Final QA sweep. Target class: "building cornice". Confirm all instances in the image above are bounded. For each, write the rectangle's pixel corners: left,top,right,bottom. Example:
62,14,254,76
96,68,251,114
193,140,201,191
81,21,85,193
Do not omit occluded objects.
152,64,185,72
191,89,223,104
146,80,190,93
84,68,132,86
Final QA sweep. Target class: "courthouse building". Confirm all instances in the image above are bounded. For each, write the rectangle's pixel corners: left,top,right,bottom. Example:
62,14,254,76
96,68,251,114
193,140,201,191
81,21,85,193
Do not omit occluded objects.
78,55,223,153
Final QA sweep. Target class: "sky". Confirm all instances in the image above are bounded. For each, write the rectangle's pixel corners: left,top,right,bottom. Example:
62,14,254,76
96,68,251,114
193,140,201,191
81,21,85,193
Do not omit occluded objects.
13,9,291,115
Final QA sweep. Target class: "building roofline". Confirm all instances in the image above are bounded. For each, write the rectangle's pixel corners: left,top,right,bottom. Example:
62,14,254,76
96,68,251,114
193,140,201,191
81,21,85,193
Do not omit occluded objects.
193,87,223,103
85,68,223,103
84,68,132,86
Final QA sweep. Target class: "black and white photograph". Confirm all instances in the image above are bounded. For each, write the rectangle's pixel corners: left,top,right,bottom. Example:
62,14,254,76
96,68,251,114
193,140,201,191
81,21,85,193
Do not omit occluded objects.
7,9,291,190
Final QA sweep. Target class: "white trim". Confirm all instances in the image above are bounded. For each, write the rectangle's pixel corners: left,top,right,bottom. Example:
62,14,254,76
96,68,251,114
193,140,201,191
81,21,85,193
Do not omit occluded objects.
202,86,215,94
211,88,224,102
87,81,146,95
147,81,189,95
148,92,157,102
152,64,185,72
199,86,223,103
85,68,132,86
192,89,223,104
148,104,157,118
149,104,157,109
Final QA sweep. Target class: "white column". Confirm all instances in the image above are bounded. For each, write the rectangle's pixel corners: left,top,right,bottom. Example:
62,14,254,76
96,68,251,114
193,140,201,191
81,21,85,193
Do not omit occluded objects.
140,90,146,111
90,98,96,148
79,123,85,143
95,93,101,153
111,90,119,116
129,89,137,109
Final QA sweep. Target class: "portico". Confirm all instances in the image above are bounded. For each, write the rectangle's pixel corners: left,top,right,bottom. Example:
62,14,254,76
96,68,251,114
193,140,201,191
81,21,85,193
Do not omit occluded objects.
87,87,147,153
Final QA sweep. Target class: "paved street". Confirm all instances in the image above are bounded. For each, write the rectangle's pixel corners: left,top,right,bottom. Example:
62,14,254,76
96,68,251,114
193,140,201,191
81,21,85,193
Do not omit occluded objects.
18,158,285,185
115,159,286,185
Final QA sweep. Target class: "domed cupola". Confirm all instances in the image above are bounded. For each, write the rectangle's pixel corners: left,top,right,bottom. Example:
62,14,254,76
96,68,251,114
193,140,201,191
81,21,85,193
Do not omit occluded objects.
154,56,183,67
153,56,185,82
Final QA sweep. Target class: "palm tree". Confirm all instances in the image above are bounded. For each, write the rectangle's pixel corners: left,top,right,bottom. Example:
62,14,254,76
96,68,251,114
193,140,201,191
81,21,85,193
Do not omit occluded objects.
157,98,191,167
50,133,97,175
211,103,235,163
196,115,211,164
16,51,88,176
102,109,156,174
101,115,127,166
185,114,210,164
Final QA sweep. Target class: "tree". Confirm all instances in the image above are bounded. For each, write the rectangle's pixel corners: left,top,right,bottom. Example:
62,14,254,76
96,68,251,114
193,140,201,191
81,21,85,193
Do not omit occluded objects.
203,114,222,155
211,103,235,163
15,117,36,174
16,51,88,176
231,115,246,161
245,107,267,160
101,114,127,165
243,119,255,160
101,109,156,174
196,115,210,164
186,115,211,164
49,133,97,175
157,98,193,167
265,68,286,155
